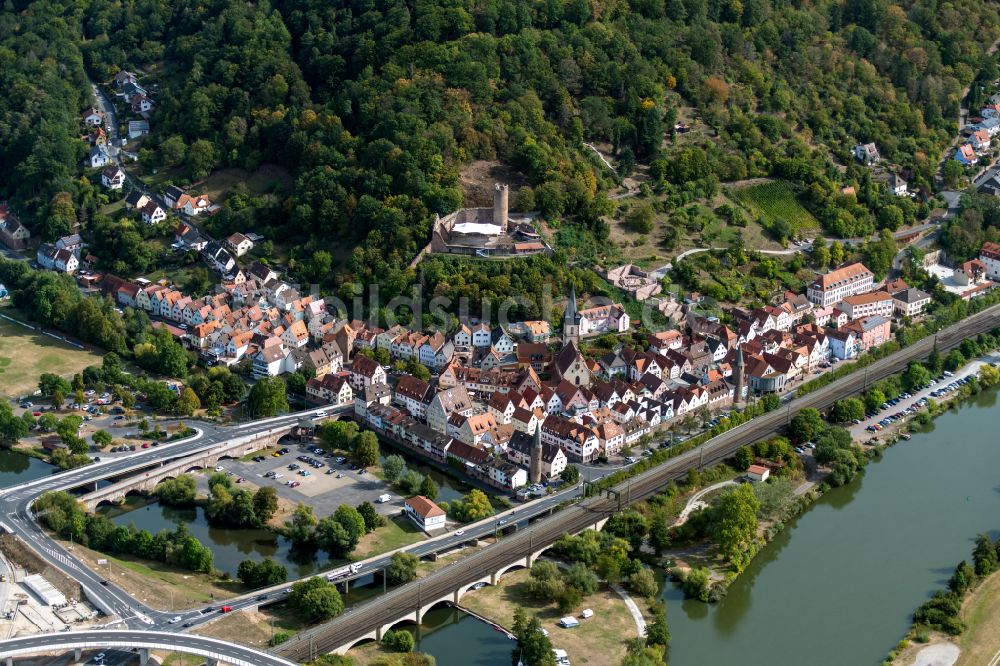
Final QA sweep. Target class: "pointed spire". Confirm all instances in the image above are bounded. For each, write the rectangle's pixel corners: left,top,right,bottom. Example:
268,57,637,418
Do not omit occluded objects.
565,282,578,321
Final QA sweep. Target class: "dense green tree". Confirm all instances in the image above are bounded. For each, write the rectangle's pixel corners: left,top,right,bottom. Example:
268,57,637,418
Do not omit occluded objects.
830,398,865,423
253,487,279,523
901,362,932,393
712,484,760,571
248,377,289,418
352,431,380,468
382,455,406,483
288,577,343,621
789,408,824,444
385,552,419,586
381,629,415,653
155,475,197,506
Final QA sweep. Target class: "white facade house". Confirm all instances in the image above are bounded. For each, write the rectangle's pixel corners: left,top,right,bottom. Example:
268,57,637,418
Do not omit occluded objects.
980,242,1000,280
101,166,125,190
403,495,446,532
141,202,167,225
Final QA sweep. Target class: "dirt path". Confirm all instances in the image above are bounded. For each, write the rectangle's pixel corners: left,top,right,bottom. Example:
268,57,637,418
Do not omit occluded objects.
673,480,737,527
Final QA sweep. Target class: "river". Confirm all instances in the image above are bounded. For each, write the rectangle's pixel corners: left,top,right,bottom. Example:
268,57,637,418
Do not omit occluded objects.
0,449,55,488
402,388,1000,666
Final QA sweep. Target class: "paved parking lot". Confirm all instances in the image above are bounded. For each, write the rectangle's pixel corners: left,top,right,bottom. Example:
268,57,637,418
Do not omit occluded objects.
215,442,402,518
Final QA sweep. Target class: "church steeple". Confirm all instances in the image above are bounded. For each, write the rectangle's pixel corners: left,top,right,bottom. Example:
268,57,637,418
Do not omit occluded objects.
733,345,746,406
529,425,543,484
562,283,580,346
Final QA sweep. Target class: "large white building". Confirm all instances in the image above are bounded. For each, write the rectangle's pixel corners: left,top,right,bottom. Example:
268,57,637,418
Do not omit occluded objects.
980,242,1000,280
807,262,874,307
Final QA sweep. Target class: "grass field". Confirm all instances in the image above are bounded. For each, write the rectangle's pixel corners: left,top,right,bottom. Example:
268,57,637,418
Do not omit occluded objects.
201,165,293,202
459,568,641,665
957,568,1000,665
730,180,820,233
0,315,103,398
353,515,426,559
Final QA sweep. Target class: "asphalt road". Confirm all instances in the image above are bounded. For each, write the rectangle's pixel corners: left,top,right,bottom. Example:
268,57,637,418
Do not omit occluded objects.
274,300,1000,660
0,629,295,666
0,404,347,627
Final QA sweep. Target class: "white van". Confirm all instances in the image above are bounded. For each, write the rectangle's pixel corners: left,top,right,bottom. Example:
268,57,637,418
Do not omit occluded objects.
558,616,580,628
377,493,392,503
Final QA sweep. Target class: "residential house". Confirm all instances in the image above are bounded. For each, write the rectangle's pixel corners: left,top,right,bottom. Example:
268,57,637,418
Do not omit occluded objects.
252,338,288,378
113,70,137,89
88,144,111,168
0,203,30,250
837,292,894,319
141,201,167,226
127,120,149,139
125,191,150,211
403,496,446,532
305,374,353,405
348,356,386,394
540,415,600,463
393,376,433,419
225,233,254,257
972,129,992,154
577,303,629,337
81,107,104,126
279,320,309,350
131,94,154,115
854,142,880,165
843,315,891,352
490,327,516,355
827,328,859,360
55,234,84,255
487,461,528,490
101,166,125,190
471,323,492,347
955,143,978,165
452,324,472,349
176,193,216,217
517,320,550,343
892,288,932,318
36,244,78,274
354,382,392,418
448,412,499,447
955,259,988,286
426,386,475,434
979,242,1000,280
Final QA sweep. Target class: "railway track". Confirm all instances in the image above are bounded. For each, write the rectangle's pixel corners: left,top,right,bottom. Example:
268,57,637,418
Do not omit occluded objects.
275,302,1000,660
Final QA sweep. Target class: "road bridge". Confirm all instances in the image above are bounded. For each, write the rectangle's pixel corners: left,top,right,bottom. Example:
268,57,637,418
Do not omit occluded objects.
274,302,1000,659
0,629,296,666
77,424,294,510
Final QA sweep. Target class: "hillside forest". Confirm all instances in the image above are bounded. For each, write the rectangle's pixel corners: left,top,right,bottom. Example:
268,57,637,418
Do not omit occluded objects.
2,0,1000,308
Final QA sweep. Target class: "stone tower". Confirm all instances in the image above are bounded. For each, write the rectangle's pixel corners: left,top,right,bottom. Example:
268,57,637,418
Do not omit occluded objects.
529,425,543,485
562,283,581,347
493,183,509,231
733,345,746,406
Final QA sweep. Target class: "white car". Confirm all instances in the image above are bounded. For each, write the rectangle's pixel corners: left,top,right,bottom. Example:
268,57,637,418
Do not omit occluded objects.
214,466,224,472
454,529,465,537
93,654,106,664
315,410,328,418
168,615,181,623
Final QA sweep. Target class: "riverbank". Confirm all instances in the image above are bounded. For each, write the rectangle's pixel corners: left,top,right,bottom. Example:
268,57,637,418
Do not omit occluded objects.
410,567,644,665
662,348,1000,605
